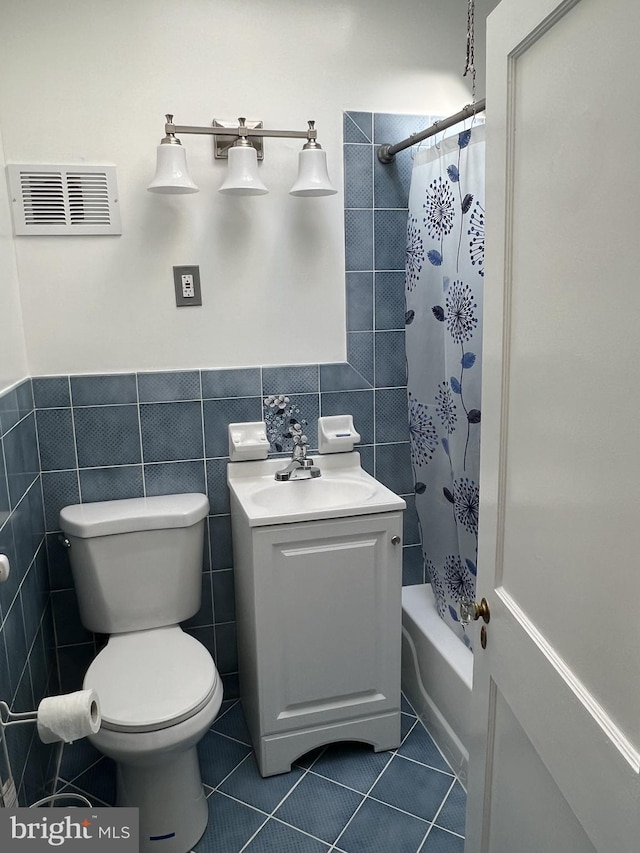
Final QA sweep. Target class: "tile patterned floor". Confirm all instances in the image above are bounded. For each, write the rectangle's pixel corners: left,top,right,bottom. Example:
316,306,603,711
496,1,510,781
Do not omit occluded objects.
56,695,466,853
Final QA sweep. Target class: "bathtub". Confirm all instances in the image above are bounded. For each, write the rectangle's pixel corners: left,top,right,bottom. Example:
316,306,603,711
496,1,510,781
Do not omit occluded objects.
401,584,473,786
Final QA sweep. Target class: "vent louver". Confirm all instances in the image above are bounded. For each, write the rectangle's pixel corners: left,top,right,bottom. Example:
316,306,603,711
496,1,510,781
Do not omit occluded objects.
6,165,121,235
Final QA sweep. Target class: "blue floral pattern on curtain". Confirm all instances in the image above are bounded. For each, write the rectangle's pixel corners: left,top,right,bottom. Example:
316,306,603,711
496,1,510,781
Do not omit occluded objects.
405,124,485,648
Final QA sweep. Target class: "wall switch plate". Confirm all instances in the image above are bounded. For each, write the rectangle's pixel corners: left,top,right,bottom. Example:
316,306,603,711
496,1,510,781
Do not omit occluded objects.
173,265,202,307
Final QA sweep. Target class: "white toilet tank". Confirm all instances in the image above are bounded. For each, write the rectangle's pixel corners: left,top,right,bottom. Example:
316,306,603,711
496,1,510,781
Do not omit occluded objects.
60,493,210,635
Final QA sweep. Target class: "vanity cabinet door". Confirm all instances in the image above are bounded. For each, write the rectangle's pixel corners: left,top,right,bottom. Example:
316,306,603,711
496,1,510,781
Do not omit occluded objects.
250,512,403,735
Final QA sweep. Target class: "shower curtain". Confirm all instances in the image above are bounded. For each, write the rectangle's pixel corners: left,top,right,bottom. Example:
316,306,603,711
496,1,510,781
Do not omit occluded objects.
405,123,485,648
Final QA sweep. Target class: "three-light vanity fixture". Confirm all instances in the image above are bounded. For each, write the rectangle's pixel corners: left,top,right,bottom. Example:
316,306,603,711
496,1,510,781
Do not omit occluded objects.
147,115,337,197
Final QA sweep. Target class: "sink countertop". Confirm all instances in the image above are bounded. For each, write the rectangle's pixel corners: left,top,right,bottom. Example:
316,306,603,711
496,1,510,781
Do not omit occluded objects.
227,451,406,527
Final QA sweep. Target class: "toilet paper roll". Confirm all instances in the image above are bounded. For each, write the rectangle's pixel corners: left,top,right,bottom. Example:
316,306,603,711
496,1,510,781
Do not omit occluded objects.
37,690,101,744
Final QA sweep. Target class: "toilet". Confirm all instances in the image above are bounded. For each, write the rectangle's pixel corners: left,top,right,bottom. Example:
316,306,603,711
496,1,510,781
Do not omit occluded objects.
59,493,223,853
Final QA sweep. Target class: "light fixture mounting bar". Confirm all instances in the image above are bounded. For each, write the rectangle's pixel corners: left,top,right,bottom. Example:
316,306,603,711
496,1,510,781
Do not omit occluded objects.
243,127,314,140
162,117,318,160
167,122,314,141
167,123,218,136
211,119,317,160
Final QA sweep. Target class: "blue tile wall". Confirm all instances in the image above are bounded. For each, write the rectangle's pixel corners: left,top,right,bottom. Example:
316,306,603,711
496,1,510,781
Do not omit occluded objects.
0,379,58,805
0,114,423,796
344,109,427,582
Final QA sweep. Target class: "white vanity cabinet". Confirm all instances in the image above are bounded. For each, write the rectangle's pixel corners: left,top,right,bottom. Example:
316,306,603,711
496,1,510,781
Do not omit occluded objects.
231,509,404,777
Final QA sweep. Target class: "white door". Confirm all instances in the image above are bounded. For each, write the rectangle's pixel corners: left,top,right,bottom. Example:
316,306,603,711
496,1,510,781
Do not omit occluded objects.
465,1,640,851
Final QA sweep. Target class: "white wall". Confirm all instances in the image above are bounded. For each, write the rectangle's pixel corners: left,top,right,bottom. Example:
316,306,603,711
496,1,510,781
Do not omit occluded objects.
0,126,29,393
0,0,493,376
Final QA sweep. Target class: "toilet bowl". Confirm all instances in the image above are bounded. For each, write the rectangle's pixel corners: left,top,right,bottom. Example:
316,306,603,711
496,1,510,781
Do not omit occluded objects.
60,493,221,853
84,625,223,852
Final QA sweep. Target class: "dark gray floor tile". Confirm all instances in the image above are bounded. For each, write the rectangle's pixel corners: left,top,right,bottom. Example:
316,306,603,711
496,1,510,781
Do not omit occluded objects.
420,825,465,853
211,700,252,745
337,796,429,853
244,818,331,852
309,742,392,794
397,721,452,773
194,792,266,853
220,752,304,813
369,754,452,822
197,730,252,788
274,773,363,845
434,781,467,837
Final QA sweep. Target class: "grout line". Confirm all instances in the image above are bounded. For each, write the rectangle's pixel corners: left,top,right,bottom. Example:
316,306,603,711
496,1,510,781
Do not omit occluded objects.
412,713,463,780
429,823,466,841
345,206,407,213
248,813,337,852
0,487,42,628
401,690,419,718
327,749,396,852
199,368,208,498
236,746,331,853
235,781,313,851
235,815,270,852
134,373,146,498
66,376,81,504
401,716,420,744
207,728,252,750
416,822,436,851
58,753,106,788
344,112,373,145
415,777,461,853
211,751,254,794
392,750,456,778
55,781,112,808
212,697,240,720
350,787,436,826
0,407,36,439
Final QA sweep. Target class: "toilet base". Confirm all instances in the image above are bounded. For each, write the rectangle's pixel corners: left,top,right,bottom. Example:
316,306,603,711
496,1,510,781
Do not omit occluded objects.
116,746,208,853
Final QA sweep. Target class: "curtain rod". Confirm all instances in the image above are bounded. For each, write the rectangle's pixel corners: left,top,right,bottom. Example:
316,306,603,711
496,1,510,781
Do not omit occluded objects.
377,99,486,164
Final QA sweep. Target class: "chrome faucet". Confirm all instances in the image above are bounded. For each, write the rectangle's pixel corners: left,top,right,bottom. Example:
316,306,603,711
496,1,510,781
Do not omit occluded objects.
274,425,321,481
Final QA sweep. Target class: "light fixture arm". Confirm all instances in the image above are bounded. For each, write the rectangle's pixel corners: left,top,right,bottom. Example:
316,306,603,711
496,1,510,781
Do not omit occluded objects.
161,114,183,145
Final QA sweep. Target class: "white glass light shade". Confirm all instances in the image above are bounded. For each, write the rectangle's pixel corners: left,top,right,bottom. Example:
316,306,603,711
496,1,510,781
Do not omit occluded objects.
147,143,199,194
218,145,268,195
289,148,337,197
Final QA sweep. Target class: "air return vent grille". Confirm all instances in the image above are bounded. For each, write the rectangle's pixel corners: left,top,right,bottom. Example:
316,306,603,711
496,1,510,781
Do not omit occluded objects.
6,165,121,235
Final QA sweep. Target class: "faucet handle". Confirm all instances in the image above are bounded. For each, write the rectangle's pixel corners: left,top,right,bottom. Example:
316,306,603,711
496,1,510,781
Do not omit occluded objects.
290,423,309,460
293,435,308,457
291,423,307,445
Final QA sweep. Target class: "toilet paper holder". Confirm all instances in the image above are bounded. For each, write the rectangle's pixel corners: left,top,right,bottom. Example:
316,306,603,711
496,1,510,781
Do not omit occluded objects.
1,699,96,810
0,700,39,732
1,690,101,744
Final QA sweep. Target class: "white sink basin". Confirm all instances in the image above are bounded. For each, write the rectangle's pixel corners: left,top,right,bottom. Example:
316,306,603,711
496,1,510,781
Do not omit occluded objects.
227,452,406,527
251,477,377,512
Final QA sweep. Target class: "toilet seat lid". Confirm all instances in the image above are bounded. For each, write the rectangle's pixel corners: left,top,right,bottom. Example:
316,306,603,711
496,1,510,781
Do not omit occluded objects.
84,626,218,733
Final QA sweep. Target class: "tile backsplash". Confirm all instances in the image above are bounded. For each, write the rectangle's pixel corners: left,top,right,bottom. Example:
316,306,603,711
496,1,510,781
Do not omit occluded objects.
0,379,58,805
35,363,418,702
